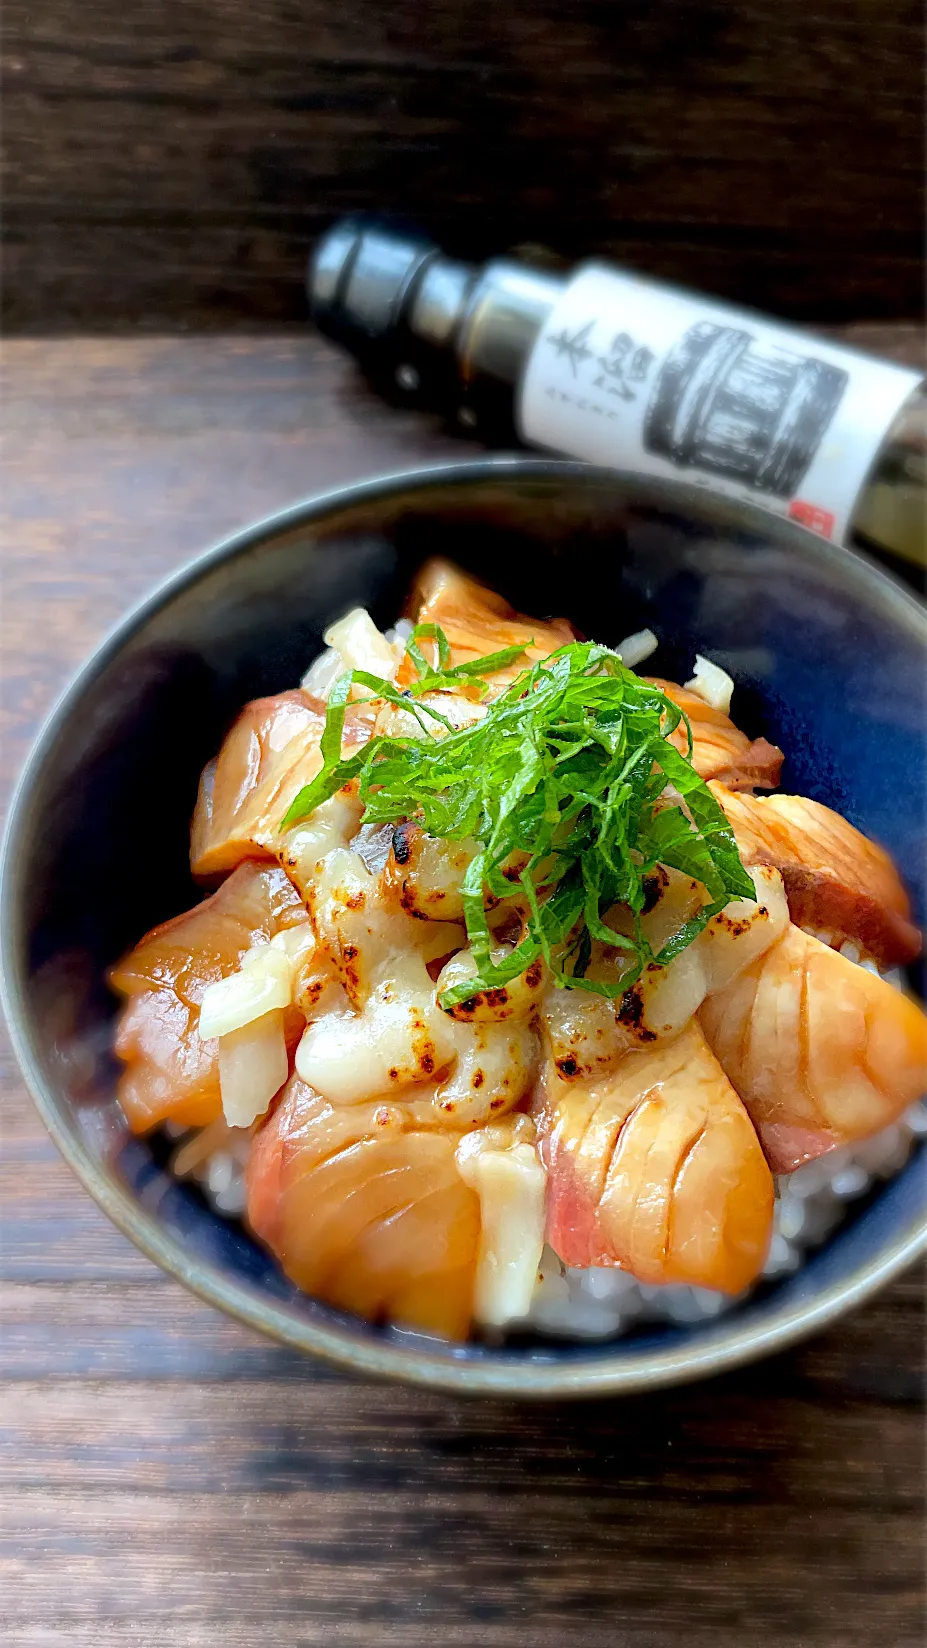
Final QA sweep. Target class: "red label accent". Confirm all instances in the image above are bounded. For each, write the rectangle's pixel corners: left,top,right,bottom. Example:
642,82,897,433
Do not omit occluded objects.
788,500,836,538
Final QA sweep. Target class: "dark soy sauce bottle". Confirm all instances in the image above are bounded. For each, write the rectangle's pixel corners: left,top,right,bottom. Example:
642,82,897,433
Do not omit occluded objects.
309,218,925,568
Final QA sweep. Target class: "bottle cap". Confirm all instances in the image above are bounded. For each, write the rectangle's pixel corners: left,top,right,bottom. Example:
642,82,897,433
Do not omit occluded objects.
308,217,439,349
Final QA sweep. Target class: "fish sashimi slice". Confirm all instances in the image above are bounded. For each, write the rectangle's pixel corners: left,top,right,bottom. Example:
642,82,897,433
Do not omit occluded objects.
710,782,921,967
398,558,575,688
190,691,373,879
648,678,783,790
539,1022,774,1294
109,863,310,1133
700,924,927,1173
246,1076,481,1340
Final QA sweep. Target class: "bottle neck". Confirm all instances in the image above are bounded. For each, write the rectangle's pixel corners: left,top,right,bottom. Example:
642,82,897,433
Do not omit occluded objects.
307,225,562,430
410,259,562,387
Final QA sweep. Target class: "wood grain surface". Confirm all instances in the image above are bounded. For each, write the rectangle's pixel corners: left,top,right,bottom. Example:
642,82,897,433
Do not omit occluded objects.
1,332,924,1646
3,0,924,331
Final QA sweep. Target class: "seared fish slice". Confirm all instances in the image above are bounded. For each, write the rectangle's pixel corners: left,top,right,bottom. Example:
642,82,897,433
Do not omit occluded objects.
539,1022,774,1294
247,1075,480,1340
700,924,927,1172
109,862,309,1133
711,782,921,967
649,679,784,791
399,558,575,687
190,690,372,879
191,690,326,877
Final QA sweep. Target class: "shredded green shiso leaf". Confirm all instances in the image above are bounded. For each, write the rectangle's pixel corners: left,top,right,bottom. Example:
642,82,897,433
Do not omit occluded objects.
282,626,755,1010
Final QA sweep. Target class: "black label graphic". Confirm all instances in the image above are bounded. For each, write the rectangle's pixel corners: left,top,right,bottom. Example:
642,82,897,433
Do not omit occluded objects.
546,323,656,401
642,322,848,498
590,332,656,402
547,322,595,377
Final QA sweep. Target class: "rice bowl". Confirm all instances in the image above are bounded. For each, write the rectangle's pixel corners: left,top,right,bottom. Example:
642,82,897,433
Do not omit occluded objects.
4,459,925,1394
106,556,927,1346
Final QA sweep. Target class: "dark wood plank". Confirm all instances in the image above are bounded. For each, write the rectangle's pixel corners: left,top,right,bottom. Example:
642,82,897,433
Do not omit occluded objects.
0,1345,924,1641
0,1313,924,1639
0,334,460,787
2,0,924,329
0,332,923,1647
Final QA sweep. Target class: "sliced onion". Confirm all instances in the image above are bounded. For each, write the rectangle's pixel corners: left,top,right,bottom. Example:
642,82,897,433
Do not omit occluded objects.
685,653,734,714
456,1141,547,1327
615,628,658,669
198,945,292,1040
268,926,316,967
240,943,293,981
324,607,398,682
300,647,343,698
171,1115,243,1178
302,610,400,701
218,1010,289,1128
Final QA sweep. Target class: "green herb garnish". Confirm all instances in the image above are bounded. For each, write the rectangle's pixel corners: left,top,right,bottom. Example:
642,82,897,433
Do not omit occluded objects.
283,630,754,1009
400,624,530,700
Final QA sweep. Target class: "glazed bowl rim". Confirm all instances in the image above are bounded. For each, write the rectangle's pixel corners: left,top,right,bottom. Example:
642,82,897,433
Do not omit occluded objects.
3,455,925,1398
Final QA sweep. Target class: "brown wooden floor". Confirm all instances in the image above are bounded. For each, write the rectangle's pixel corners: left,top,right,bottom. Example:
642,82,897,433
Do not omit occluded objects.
1,332,924,1646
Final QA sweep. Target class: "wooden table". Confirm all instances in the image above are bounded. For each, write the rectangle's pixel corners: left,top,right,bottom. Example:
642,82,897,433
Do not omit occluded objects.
3,0,924,329
2,331,924,1647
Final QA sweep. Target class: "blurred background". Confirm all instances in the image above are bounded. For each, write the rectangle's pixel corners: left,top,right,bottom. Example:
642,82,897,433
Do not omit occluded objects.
3,0,924,331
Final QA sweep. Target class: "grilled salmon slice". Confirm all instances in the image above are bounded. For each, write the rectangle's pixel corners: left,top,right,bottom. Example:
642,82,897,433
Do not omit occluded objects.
710,782,921,967
700,924,927,1173
648,679,783,790
247,1075,481,1339
109,863,310,1133
399,558,575,688
540,1022,773,1294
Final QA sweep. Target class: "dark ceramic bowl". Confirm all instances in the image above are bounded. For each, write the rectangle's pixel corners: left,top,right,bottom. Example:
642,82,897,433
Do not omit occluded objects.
3,459,925,1397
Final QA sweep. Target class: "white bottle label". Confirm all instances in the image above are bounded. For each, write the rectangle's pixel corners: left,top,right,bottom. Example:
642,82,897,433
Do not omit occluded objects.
518,264,921,544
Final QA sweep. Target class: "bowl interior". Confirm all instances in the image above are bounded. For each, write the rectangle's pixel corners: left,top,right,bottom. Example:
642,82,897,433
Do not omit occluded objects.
4,462,926,1395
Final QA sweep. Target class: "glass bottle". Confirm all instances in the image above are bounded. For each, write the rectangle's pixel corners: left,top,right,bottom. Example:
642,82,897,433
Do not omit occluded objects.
309,219,925,567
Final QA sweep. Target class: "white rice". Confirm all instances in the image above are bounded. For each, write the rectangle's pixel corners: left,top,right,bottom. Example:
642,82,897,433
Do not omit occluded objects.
169,1118,252,1218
